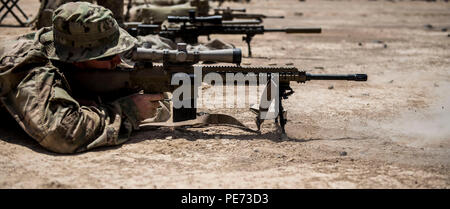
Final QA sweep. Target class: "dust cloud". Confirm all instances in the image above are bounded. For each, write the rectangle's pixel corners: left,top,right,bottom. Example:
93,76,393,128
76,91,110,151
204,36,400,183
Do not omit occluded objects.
380,83,450,149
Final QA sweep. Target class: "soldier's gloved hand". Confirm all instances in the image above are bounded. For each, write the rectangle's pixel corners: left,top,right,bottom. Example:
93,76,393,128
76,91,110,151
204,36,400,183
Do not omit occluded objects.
130,93,164,121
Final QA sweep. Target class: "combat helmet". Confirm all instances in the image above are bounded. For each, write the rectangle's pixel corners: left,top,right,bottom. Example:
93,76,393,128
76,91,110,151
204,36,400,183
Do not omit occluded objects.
41,2,136,62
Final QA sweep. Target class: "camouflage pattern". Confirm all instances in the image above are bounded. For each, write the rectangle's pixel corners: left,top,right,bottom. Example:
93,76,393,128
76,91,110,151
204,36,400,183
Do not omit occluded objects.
35,0,125,29
34,0,76,29
97,0,125,24
210,0,251,6
129,2,195,24
136,34,234,51
131,0,189,6
136,35,177,49
0,2,170,154
40,2,136,62
128,0,209,23
187,38,235,51
189,0,210,16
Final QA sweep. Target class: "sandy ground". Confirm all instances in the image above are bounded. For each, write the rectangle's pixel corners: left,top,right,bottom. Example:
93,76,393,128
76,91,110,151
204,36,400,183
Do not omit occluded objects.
0,0,449,189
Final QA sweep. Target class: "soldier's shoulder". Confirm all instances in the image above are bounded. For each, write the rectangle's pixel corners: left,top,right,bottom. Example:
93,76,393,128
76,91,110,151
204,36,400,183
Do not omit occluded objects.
1,28,51,70
0,33,36,57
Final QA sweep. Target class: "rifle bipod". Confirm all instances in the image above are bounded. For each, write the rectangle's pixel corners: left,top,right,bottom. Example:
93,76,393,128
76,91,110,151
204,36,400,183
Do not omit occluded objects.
242,34,255,57
253,83,294,140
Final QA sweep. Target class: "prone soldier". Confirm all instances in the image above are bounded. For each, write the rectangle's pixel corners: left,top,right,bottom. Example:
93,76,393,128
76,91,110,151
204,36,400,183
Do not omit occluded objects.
0,2,169,153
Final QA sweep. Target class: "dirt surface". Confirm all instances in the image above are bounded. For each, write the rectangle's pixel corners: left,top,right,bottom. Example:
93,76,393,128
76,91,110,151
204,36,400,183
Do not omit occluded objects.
0,0,449,189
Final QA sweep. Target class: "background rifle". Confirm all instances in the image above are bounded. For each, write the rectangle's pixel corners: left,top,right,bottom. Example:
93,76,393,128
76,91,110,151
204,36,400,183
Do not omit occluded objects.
124,19,261,32
127,12,322,57
213,7,284,21
63,44,367,136
124,10,261,34
210,0,251,7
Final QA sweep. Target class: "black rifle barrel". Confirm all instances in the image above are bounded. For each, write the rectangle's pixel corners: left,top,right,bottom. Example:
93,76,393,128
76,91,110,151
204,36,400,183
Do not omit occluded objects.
265,27,322,33
306,74,368,81
232,14,284,19
264,15,285,19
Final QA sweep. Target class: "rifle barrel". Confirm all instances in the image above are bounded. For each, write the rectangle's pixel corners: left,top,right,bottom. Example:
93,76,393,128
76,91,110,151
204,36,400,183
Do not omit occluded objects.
230,14,284,19
306,74,367,81
265,27,322,33
265,15,285,19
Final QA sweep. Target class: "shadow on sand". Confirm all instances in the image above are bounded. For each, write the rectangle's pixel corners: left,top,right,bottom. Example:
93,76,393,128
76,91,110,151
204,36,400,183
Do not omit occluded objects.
0,108,364,156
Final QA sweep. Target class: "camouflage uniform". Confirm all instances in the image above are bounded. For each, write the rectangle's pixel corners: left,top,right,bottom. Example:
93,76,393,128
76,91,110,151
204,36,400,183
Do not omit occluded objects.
135,34,234,51
35,0,125,29
131,0,189,6
128,0,209,23
0,2,169,154
97,0,125,24
128,2,195,24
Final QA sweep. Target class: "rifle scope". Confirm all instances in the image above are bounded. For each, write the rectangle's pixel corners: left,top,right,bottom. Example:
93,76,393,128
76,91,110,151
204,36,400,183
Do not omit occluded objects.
132,43,242,64
167,15,224,24
222,20,262,25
